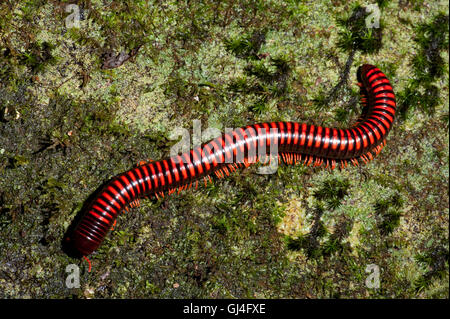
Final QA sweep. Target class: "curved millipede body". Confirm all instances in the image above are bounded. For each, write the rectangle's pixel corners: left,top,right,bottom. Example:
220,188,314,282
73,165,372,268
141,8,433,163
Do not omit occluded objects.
66,64,396,258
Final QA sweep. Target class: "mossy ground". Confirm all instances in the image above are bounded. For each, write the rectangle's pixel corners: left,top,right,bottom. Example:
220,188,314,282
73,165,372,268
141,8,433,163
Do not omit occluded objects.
0,0,448,298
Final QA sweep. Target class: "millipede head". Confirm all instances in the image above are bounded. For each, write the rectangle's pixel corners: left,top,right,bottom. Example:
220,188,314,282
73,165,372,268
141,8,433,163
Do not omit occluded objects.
64,230,101,258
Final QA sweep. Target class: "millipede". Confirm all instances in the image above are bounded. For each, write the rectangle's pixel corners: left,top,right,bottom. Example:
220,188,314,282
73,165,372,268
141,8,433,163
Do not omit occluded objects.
65,64,396,269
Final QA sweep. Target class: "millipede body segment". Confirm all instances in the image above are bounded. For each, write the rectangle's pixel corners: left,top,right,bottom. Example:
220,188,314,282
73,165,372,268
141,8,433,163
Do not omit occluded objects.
66,64,396,257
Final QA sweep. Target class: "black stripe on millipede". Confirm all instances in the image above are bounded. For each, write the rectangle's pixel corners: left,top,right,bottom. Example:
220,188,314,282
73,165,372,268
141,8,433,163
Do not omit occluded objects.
124,172,139,197
364,117,386,140
366,70,383,81
127,169,142,195
76,224,103,242
342,129,352,159
368,113,391,133
374,93,395,100
304,124,315,154
78,225,106,244
186,149,199,181
92,197,117,220
316,127,328,157
146,163,160,191
373,100,396,110
371,105,396,119
114,176,132,201
334,129,344,159
178,157,191,182
231,127,245,161
344,128,356,159
82,214,110,233
365,69,382,80
353,126,366,157
135,165,148,194
319,127,328,157
109,180,127,205
168,157,182,188
192,146,206,178
91,196,110,214
371,82,393,92
368,75,389,86
338,129,346,158
321,128,334,160
359,122,379,146
101,187,124,211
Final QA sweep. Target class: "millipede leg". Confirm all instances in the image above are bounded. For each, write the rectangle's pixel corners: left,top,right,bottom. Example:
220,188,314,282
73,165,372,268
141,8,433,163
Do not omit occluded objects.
129,199,140,208
83,256,92,273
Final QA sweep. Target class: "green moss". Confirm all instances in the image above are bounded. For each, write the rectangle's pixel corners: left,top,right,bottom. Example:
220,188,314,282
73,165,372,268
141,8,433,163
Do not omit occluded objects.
322,237,343,256
224,30,267,60
285,233,308,251
336,5,384,54
313,177,350,210
397,13,449,120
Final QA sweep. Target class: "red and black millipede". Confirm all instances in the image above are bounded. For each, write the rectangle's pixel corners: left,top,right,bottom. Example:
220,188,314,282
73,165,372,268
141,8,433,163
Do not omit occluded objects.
65,64,396,265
